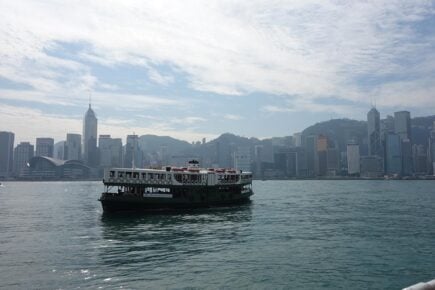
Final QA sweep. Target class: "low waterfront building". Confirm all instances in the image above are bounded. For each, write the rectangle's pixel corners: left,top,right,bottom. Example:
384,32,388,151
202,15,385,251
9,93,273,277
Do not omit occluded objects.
20,156,91,180
360,156,383,178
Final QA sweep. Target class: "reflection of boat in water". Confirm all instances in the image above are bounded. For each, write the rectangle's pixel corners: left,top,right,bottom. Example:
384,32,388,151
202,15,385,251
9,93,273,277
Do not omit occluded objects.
98,204,253,268
99,160,254,213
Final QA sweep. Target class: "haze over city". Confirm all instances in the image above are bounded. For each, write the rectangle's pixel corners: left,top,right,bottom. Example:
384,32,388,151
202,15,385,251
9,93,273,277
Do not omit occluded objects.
1,1,435,143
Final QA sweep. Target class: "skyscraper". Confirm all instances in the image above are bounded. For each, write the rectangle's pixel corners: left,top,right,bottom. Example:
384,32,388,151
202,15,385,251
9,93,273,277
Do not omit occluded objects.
367,107,382,156
385,133,402,175
394,111,411,140
316,134,328,176
54,141,66,160
293,132,302,147
99,135,123,168
347,142,360,175
83,103,98,167
304,135,317,177
99,135,112,167
13,142,34,176
124,135,142,168
65,133,81,160
234,146,251,172
35,137,54,157
401,138,413,176
0,131,14,178
110,138,123,168
394,111,412,175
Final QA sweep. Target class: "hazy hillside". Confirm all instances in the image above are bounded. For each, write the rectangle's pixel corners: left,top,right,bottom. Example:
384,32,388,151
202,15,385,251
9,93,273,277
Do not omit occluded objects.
139,134,192,154
139,116,435,158
411,115,435,145
301,119,367,151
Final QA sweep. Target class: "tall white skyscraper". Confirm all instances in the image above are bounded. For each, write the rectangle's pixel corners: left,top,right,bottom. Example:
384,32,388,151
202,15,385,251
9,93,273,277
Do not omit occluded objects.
83,103,98,167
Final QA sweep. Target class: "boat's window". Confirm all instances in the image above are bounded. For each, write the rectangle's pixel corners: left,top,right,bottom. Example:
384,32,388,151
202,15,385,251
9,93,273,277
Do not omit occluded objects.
109,171,115,177
118,172,124,178
133,172,139,178
126,172,132,178
141,173,146,179
149,173,154,179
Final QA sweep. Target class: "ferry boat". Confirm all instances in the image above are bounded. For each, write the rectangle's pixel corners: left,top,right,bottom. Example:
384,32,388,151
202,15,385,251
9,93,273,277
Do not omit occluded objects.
99,160,253,212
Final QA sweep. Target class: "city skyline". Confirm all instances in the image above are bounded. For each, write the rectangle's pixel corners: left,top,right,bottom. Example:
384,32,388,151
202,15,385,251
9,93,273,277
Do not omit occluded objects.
1,104,435,179
1,1,435,144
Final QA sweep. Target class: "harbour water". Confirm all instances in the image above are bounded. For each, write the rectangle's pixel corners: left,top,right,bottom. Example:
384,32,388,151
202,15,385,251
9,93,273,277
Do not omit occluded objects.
0,180,434,289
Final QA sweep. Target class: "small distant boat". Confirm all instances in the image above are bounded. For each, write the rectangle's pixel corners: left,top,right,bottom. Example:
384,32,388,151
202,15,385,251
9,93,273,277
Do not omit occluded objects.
99,160,254,212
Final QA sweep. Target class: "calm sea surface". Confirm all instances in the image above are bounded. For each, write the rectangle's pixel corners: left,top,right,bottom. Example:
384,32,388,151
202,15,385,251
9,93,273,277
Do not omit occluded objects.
0,180,435,289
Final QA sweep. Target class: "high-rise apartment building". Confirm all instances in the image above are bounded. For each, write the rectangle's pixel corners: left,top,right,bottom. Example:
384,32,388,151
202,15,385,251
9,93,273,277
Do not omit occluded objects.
35,137,54,157
65,133,81,160
13,142,34,176
367,107,382,156
83,103,98,167
0,131,15,178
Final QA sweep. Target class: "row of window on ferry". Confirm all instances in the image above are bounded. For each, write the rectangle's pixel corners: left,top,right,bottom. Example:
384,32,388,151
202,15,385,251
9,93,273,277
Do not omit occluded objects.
109,171,170,180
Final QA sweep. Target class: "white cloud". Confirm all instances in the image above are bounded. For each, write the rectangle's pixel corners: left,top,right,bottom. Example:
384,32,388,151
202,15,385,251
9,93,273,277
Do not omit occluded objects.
224,114,243,121
263,98,366,118
1,1,434,102
0,0,435,139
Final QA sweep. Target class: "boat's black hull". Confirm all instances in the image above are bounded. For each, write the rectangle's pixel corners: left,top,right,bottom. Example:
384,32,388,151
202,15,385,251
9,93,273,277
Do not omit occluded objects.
99,190,253,213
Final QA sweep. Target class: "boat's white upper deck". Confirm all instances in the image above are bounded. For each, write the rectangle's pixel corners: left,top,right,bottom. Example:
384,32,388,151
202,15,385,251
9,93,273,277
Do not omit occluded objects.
103,167,253,186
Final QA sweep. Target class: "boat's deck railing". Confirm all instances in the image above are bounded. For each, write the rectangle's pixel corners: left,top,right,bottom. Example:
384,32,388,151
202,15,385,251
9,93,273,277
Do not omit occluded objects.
103,177,252,186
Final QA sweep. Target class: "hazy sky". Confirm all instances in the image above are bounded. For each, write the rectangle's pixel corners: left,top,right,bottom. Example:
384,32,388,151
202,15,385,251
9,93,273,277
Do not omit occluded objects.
1,1,435,143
